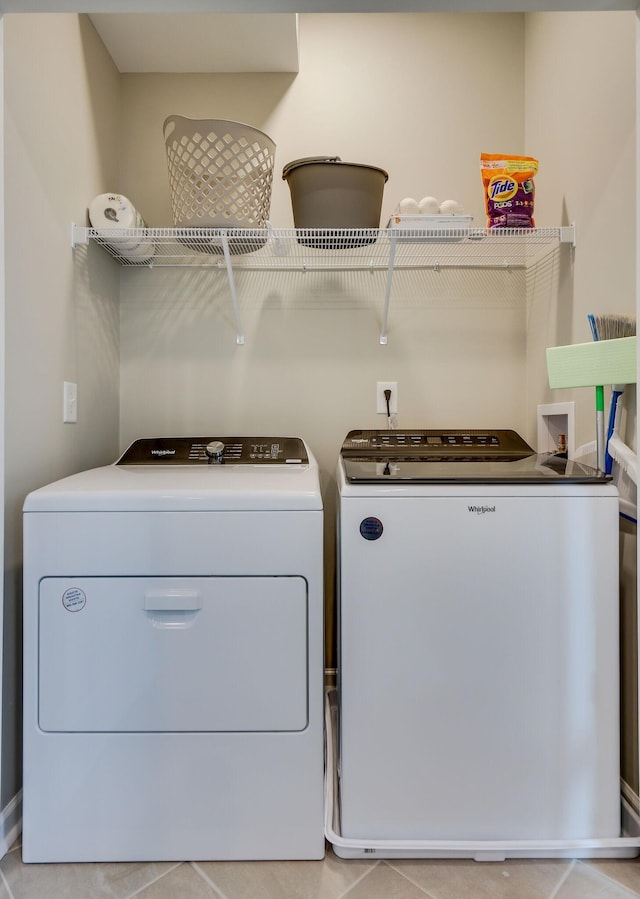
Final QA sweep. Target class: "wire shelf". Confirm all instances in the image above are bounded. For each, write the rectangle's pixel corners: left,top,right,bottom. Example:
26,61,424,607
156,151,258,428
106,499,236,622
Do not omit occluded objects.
72,223,574,345
73,225,573,271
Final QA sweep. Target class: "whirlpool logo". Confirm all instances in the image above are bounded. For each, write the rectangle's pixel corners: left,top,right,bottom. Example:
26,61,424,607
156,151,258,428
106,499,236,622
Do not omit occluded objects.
468,505,496,515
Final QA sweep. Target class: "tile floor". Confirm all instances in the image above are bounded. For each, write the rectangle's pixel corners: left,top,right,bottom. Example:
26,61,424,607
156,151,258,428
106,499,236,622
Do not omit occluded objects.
2,839,640,899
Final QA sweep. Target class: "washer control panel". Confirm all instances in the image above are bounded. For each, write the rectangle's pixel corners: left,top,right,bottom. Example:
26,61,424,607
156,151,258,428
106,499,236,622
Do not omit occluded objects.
117,437,308,465
341,429,534,459
340,429,608,484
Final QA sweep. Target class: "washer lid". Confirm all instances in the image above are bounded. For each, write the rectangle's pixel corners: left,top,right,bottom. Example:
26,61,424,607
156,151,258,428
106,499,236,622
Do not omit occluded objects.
340,429,610,484
341,454,611,485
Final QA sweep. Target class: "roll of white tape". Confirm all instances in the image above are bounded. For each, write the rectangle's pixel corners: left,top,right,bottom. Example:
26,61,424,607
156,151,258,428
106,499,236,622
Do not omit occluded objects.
88,193,154,262
89,193,146,230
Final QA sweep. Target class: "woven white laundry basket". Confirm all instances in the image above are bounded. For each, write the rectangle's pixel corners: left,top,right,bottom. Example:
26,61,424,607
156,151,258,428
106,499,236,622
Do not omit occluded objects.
163,115,276,228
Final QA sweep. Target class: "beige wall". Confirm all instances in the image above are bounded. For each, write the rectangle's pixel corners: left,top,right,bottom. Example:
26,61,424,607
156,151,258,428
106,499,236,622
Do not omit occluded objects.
116,10,636,462
3,13,121,807
120,13,526,231
524,11,636,453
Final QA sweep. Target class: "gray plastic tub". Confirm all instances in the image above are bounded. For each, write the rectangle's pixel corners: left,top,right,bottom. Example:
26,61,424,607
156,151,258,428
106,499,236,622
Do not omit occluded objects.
282,156,388,247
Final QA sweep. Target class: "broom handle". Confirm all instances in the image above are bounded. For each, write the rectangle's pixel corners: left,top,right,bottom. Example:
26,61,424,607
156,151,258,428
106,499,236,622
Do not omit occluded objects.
596,385,605,472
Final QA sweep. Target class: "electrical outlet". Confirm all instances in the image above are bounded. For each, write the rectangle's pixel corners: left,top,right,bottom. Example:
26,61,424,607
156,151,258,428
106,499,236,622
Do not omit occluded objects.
376,381,398,414
63,381,78,423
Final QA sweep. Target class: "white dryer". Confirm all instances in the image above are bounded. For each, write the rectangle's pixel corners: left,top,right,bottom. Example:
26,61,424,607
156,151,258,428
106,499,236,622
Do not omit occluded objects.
23,436,324,862
334,428,629,858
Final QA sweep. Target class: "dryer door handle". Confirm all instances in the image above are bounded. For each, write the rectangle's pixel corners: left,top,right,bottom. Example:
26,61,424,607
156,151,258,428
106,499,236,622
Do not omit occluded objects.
144,589,202,612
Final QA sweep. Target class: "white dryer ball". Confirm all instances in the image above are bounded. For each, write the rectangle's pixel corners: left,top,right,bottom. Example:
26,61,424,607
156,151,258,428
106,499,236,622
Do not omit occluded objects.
399,197,420,215
439,199,464,215
418,196,441,215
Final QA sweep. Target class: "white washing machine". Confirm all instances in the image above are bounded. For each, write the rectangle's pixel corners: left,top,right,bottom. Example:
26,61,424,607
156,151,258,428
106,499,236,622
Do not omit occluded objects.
23,436,324,863
334,428,628,857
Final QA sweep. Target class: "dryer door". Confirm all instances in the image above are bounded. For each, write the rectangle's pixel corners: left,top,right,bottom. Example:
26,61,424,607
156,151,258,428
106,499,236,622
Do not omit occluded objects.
38,576,308,732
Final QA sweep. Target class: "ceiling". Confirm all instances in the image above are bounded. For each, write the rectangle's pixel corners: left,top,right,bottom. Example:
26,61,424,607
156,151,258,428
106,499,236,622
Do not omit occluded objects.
89,13,299,73
1,1,637,11
4,2,638,74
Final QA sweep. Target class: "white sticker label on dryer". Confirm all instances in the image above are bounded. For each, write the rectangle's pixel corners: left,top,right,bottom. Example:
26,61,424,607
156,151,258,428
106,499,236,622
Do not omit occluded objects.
62,587,86,612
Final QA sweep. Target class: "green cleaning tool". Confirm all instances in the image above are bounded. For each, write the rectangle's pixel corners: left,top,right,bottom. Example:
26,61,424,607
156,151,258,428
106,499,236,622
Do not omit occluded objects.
588,314,636,472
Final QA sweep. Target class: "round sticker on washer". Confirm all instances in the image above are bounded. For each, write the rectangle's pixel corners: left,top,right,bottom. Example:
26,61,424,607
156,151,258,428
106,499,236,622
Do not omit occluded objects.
359,517,383,541
62,587,86,612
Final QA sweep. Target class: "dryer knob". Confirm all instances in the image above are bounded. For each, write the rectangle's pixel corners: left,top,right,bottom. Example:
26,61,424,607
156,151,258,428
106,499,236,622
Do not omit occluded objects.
205,440,225,461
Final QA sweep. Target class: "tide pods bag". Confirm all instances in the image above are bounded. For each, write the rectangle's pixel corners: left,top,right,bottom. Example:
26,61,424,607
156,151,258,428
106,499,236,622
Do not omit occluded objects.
480,153,538,228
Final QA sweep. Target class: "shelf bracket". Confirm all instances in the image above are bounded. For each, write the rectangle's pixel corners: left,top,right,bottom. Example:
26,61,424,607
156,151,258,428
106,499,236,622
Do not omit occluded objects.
559,223,576,249
220,232,245,346
71,223,89,248
380,233,398,345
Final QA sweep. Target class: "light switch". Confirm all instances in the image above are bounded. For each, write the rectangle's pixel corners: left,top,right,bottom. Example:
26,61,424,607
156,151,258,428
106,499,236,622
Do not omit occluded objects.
63,381,77,423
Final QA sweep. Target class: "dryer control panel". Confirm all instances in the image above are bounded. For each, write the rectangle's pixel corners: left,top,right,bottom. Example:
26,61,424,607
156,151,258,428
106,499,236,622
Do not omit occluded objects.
117,437,308,465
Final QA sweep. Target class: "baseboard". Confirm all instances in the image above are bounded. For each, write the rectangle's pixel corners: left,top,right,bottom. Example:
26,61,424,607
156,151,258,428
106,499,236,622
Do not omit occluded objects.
0,790,21,859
